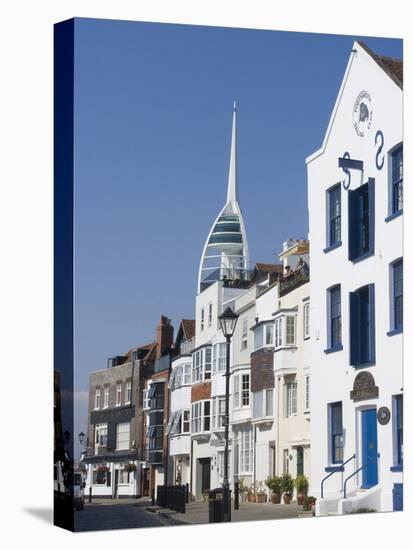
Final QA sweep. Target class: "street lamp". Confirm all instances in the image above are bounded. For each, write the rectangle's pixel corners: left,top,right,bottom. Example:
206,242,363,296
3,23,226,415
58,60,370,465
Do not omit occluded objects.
218,306,239,522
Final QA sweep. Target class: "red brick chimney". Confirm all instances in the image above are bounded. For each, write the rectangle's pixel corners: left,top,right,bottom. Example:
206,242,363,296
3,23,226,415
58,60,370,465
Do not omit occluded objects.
156,315,174,358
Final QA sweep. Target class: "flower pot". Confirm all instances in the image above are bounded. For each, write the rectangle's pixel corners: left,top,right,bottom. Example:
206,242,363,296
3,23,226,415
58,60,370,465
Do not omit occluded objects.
283,493,292,504
248,494,256,502
271,492,281,504
297,492,306,506
256,493,267,503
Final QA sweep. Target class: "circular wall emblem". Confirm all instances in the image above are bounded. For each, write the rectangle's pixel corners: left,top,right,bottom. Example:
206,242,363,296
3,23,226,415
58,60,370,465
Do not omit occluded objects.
353,90,373,137
377,406,391,425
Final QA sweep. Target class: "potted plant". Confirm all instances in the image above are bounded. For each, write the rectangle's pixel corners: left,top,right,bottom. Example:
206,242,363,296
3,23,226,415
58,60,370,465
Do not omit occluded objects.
294,475,309,505
247,482,256,502
124,463,136,473
265,476,282,504
238,478,249,503
255,481,267,503
303,496,317,514
281,474,294,504
96,464,109,474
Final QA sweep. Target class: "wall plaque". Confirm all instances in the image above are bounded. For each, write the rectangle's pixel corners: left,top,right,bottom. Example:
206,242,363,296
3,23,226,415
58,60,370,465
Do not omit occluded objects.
350,371,379,401
377,406,391,425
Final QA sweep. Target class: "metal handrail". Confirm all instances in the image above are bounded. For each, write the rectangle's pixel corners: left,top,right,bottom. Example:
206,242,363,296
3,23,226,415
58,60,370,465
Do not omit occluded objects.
343,455,377,498
321,454,356,499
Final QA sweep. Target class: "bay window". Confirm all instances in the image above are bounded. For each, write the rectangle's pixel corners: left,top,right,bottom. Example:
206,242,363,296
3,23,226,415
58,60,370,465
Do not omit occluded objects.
274,314,297,349
233,373,250,409
253,322,274,350
253,388,273,419
191,400,211,433
213,342,227,373
192,346,212,382
212,396,226,429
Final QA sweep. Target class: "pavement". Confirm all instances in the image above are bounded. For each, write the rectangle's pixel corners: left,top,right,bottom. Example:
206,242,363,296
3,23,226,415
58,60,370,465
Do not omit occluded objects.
74,497,311,532
145,499,307,526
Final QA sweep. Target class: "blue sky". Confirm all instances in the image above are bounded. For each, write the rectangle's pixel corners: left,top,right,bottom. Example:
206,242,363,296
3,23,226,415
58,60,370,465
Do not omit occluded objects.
73,18,402,451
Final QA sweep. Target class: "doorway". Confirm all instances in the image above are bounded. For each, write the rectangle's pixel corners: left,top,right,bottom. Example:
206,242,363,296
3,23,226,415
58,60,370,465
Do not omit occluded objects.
199,458,211,493
361,408,378,488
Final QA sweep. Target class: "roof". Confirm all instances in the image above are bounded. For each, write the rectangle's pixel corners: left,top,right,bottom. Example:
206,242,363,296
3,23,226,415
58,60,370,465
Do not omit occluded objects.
181,319,195,341
358,41,403,88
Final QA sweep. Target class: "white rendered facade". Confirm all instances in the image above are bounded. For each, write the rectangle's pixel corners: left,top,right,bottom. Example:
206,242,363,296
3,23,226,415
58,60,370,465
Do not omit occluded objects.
307,42,403,514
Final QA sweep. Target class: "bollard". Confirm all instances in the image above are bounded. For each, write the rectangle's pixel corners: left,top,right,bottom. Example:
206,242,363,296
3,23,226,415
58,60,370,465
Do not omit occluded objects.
234,481,239,510
89,486,92,503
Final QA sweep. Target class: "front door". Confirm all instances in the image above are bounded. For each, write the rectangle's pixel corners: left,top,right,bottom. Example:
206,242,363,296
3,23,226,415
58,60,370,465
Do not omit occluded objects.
361,409,378,488
200,458,211,493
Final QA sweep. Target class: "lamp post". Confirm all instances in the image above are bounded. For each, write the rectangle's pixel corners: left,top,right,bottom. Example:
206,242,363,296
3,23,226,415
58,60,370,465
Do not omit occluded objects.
218,306,239,522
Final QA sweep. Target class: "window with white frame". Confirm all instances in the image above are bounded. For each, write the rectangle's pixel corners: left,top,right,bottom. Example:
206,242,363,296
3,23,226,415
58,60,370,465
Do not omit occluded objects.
126,381,132,404
92,465,110,485
119,465,131,484
217,450,231,480
241,318,248,350
142,389,150,410
253,322,274,350
284,381,297,417
233,373,250,409
191,402,202,433
213,342,226,373
192,347,212,382
183,363,191,385
305,375,310,410
103,386,109,408
266,388,274,416
200,307,205,331
182,410,190,433
275,317,282,347
116,422,130,450
253,388,273,418
303,301,310,339
212,396,226,429
286,316,296,345
274,314,297,349
116,384,122,406
94,423,108,453
208,303,213,326
239,427,253,474
242,374,250,406
94,388,101,410
191,401,211,433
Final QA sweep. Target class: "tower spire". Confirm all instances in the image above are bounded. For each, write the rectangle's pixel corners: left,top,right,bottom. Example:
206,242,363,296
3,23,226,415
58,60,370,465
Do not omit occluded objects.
226,101,237,203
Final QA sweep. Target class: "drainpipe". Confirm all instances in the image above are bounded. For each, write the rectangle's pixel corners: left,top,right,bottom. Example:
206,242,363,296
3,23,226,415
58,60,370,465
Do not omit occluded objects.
253,424,257,488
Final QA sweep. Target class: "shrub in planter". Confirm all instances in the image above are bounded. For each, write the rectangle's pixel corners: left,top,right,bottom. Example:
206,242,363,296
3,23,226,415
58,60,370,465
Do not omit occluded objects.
238,478,250,502
295,475,309,505
255,481,267,503
265,476,282,504
281,474,294,504
303,496,316,512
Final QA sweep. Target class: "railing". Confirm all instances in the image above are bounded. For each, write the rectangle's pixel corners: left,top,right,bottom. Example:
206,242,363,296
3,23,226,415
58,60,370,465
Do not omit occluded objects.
321,454,356,499
343,455,378,498
180,337,195,356
156,484,189,513
279,264,310,297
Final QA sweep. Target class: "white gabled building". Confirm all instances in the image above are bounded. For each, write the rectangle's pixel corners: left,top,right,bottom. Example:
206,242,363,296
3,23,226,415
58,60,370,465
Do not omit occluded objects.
167,320,195,488
307,42,403,514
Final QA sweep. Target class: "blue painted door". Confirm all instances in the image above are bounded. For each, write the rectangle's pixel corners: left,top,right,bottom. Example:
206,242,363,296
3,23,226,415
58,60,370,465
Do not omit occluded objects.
362,409,378,488
393,483,403,511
